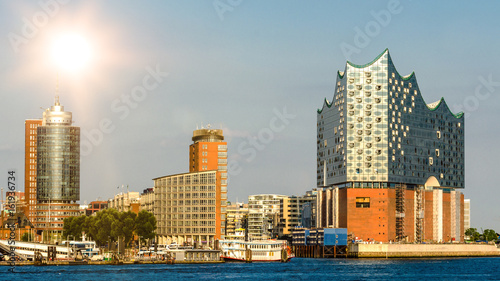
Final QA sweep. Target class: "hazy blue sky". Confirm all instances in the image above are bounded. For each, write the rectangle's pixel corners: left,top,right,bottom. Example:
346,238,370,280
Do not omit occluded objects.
0,1,499,231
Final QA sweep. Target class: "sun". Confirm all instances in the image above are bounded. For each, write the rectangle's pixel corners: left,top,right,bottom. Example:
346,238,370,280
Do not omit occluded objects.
51,33,92,73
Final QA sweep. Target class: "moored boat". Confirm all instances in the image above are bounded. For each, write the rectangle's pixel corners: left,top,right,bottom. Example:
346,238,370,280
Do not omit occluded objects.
218,239,293,262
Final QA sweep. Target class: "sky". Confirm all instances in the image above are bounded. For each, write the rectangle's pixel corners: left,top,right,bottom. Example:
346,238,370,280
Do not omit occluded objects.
0,0,499,231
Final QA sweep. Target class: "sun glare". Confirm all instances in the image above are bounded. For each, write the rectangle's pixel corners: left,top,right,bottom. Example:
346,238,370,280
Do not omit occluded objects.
51,33,92,73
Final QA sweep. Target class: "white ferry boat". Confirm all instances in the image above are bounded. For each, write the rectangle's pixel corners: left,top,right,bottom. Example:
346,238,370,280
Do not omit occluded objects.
219,239,292,262
0,239,100,260
0,240,70,260
63,240,100,259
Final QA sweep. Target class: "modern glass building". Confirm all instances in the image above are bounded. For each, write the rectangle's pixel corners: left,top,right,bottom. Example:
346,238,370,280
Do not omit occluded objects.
35,97,80,237
315,50,465,243
317,48,464,189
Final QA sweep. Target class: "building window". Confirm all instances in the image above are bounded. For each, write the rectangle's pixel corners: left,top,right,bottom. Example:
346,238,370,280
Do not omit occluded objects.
356,197,370,208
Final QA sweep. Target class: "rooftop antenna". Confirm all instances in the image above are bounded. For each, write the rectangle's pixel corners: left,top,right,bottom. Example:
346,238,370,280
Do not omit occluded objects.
55,70,61,106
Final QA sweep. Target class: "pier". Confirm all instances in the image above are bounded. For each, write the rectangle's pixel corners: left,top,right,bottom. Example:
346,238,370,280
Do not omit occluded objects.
293,245,348,258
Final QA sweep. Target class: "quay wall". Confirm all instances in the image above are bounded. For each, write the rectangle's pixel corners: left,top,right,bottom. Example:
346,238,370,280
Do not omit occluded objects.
0,260,224,266
349,243,500,258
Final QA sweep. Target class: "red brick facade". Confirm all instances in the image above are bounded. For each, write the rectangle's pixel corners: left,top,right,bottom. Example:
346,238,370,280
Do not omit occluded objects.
317,187,464,243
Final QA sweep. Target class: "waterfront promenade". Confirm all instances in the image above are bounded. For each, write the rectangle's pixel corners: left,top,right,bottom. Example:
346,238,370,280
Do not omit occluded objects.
348,243,500,258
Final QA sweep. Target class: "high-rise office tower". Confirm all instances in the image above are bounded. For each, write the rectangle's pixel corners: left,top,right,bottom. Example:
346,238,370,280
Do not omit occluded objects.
25,119,42,222
316,49,465,242
35,97,80,238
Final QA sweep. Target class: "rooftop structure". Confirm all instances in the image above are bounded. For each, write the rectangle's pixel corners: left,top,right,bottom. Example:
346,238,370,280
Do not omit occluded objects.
108,191,140,213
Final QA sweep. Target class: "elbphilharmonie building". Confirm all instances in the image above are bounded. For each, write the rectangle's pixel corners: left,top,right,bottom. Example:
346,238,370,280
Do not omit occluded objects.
315,49,464,243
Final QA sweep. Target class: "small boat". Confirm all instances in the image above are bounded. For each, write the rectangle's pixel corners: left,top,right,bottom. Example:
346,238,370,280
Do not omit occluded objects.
219,239,293,262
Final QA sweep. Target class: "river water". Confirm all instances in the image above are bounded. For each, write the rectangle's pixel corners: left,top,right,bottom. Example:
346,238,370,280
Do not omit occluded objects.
1,257,499,280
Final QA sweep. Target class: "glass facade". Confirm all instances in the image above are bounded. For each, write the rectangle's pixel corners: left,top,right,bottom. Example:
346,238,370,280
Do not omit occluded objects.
317,49,464,189
35,97,80,233
36,126,80,201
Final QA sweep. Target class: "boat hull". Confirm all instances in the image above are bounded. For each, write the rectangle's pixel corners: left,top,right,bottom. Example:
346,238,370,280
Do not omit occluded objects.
221,256,286,262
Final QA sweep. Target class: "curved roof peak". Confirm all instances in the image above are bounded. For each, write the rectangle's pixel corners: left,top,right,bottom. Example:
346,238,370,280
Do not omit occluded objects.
318,98,332,114
346,48,389,69
425,97,464,119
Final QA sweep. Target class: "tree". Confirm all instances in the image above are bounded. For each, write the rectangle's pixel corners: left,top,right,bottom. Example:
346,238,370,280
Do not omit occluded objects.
135,210,157,241
60,209,157,249
112,211,137,246
482,229,498,241
465,228,480,241
93,208,120,246
82,216,94,240
63,215,87,240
